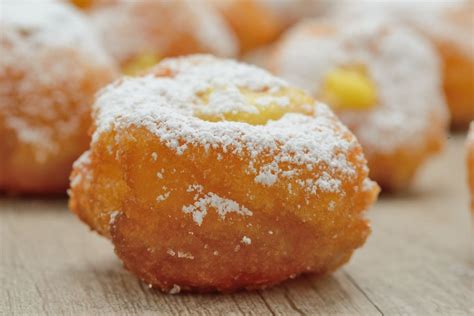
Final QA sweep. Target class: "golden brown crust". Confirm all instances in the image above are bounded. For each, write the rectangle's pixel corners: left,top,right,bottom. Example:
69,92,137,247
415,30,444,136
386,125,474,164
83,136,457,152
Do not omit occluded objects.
70,126,377,292
69,56,379,293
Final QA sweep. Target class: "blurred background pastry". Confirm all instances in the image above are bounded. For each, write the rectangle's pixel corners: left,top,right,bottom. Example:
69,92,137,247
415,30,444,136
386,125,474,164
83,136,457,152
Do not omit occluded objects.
208,0,328,54
269,17,449,191
0,0,117,194
330,0,473,129
87,0,238,74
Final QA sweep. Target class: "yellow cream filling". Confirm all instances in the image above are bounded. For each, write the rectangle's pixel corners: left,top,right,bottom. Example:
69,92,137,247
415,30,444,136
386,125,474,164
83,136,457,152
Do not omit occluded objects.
320,66,377,111
195,87,315,125
122,53,161,76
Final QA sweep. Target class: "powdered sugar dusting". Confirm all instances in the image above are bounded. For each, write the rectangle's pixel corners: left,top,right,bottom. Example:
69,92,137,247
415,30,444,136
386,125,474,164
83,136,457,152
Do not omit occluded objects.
330,0,474,58
241,236,252,245
177,251,194,260
182,184,253,226
109,210,120,225
92,55,367,202
168,284,181,294
255,168,278,186
272,18,448,154
70,151,93,190
0,1,115,165
1,0,110,64
156,192,170,202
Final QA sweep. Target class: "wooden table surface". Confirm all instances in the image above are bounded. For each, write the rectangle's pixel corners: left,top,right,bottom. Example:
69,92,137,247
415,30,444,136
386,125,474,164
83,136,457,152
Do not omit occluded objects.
1,134,472,315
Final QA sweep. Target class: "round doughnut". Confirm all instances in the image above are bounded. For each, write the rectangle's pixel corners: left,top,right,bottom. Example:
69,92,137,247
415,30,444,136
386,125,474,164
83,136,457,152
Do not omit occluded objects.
269,18,449,191
468,123,474,213
330,0,474,129
0,1,117,194
89,0,238,75
414,1,474,130
68,55,379,293
208,0,325,54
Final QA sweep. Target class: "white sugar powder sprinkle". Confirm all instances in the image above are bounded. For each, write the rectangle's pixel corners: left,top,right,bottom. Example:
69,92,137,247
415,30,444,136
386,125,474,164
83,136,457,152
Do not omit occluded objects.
328,201,336,211
330,0,473,58
182,185,253,226
156,192,170,202
92,55,369,201
2,1,111,63
169,284,181,295
1,1,115,167
177,251,194,260
109,211,120,225
271,17,448,154
241,236,252,245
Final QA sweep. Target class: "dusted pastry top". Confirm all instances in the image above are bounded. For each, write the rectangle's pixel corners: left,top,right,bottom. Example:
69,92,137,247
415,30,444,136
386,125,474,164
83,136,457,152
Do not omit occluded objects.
1,0,111,64
0,0,116,163
271,18,448,154
330,0,474,59
92,55,374,196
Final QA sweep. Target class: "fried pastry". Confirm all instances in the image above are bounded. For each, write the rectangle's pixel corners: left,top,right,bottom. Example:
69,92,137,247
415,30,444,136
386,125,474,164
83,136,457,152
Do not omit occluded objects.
269,18,449,191
69,55,379,292
0,0,117,193
89,0,238,74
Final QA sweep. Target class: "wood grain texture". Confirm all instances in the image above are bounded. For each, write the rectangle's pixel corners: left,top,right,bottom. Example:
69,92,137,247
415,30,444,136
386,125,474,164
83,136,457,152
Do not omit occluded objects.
1,135,472,315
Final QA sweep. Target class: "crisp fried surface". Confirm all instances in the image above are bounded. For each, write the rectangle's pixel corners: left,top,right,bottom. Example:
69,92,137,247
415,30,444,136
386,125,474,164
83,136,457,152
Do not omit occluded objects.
69,56,378,293
0,51,116,194
70,127,377,292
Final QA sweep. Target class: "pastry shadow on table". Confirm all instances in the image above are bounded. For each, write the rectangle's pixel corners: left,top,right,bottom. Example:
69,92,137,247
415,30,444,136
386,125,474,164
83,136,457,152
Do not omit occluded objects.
377,184,445,201
64,254,343,303
0,193,68,210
